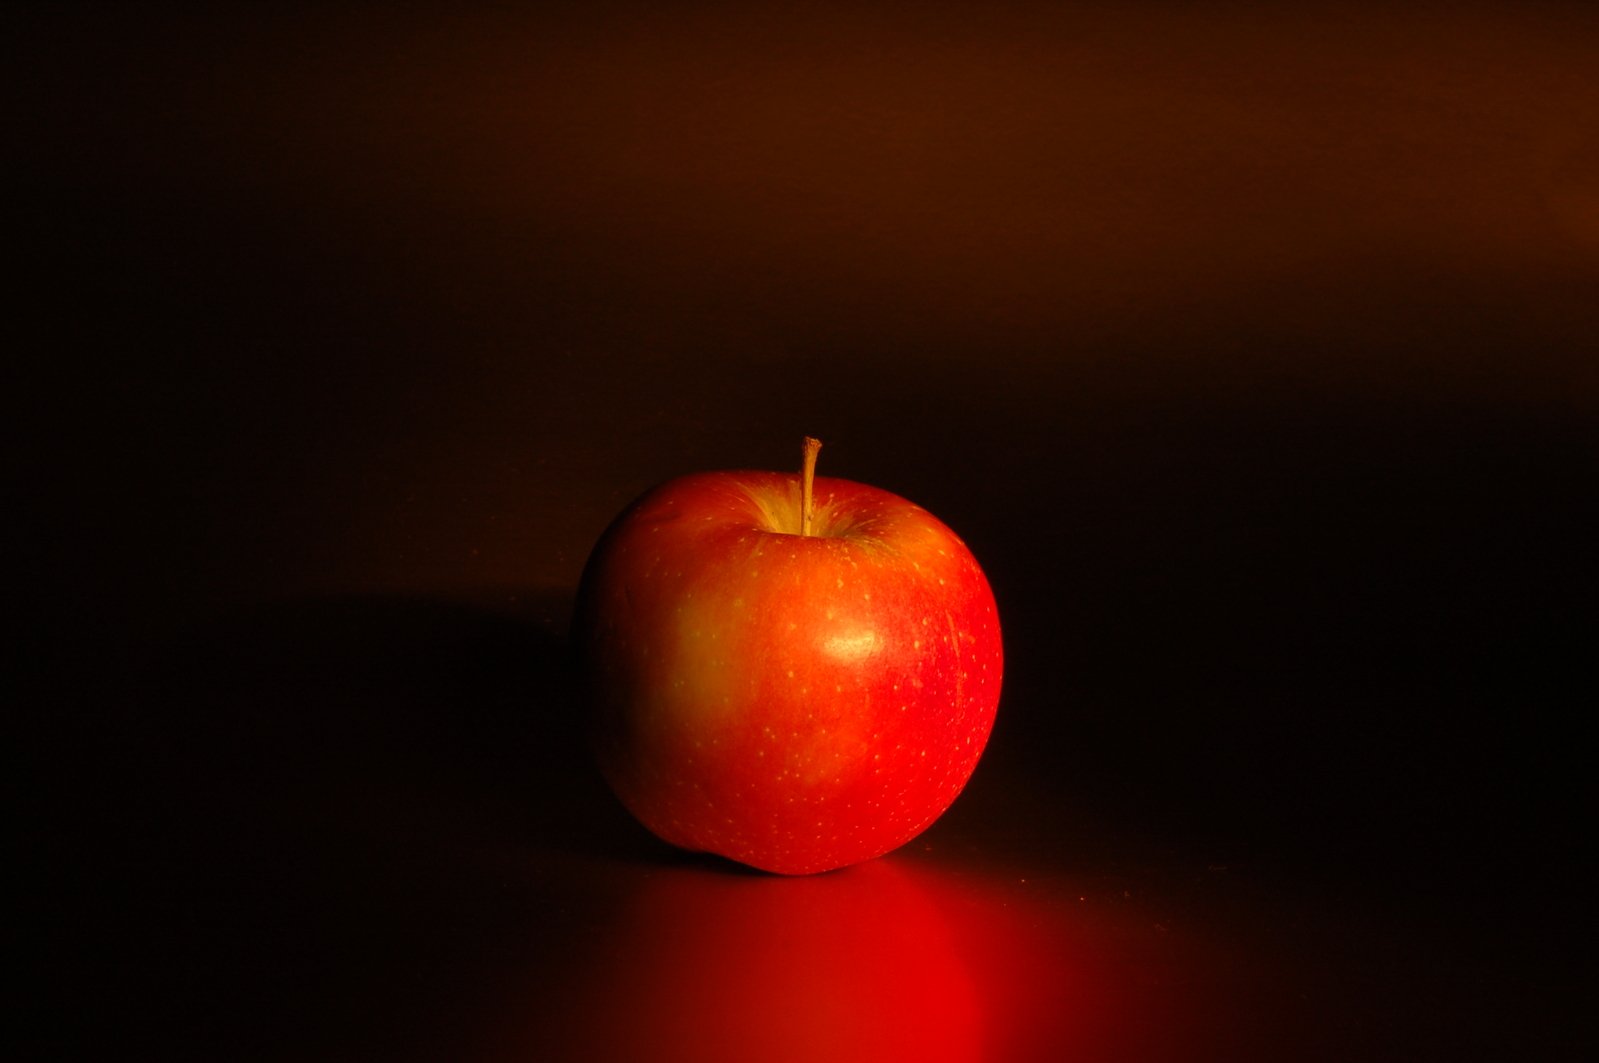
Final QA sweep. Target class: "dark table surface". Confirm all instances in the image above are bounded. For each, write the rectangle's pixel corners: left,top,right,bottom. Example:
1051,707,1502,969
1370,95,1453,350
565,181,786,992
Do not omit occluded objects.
15,3,1596,1059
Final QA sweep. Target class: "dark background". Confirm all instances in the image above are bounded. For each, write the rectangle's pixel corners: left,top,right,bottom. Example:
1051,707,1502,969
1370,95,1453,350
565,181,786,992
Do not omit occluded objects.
15,2,1596,1059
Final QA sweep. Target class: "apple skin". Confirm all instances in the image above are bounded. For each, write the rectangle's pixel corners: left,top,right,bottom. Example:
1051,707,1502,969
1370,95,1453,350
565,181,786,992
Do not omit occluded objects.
573,469,1002,874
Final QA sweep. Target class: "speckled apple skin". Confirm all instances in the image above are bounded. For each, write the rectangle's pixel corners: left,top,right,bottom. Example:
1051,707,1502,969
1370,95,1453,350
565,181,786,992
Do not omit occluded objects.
574,470,1002,875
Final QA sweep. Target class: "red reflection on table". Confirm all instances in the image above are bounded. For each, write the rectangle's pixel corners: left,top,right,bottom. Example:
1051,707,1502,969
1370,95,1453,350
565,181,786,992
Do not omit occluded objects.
507,851,1188,1063
563,858,986,1062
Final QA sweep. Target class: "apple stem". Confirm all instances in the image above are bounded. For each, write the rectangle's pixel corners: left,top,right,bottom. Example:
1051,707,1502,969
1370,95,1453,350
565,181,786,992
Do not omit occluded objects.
801,436,822,537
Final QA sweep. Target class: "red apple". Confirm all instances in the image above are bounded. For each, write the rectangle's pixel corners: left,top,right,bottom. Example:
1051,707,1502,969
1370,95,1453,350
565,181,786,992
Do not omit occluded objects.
574,439,1002,874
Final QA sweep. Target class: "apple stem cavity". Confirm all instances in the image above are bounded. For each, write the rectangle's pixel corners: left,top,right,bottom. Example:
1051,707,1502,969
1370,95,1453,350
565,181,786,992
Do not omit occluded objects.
800,436,822,537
